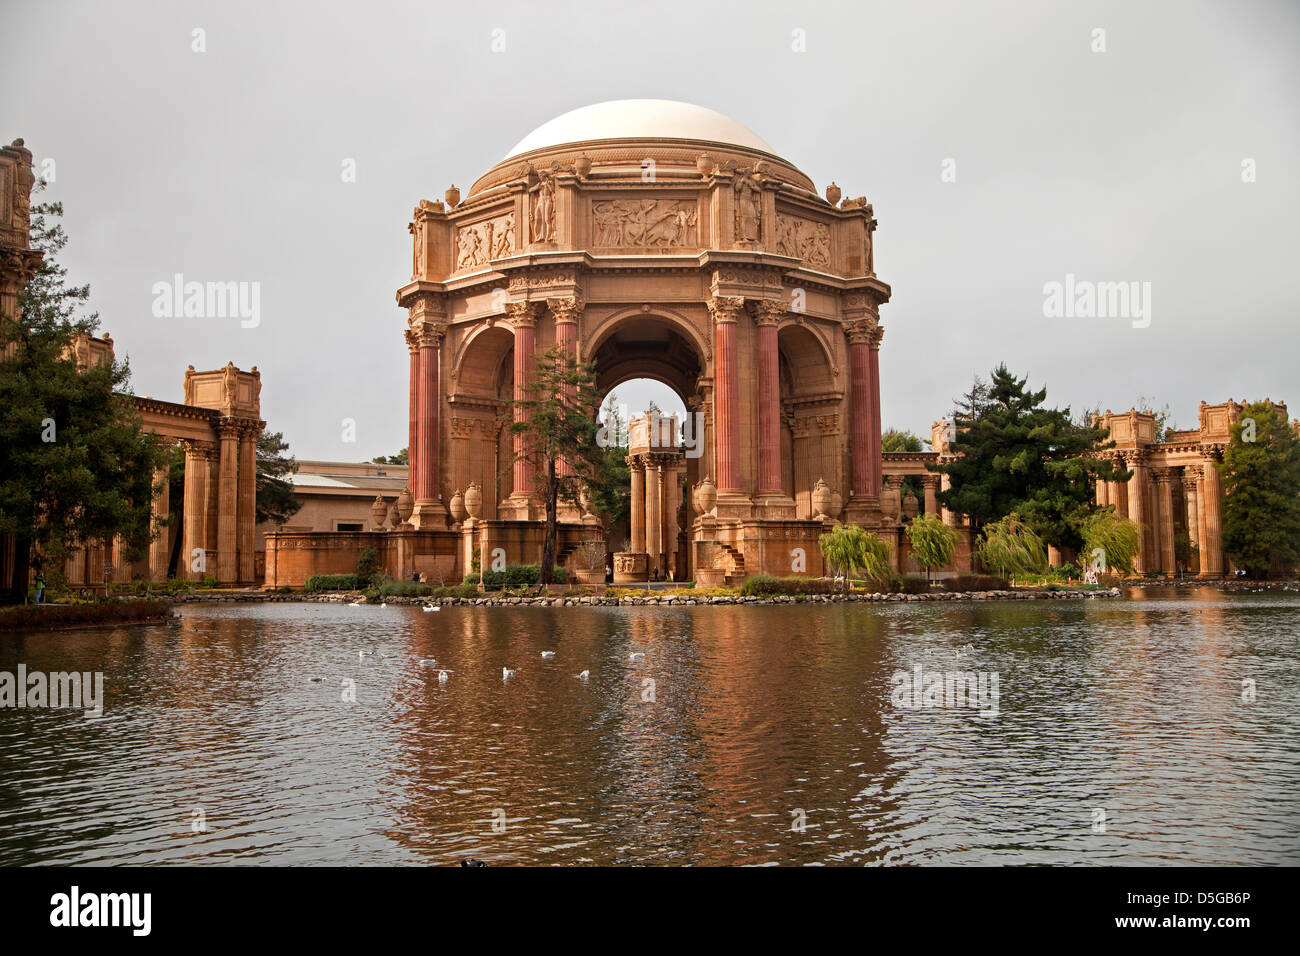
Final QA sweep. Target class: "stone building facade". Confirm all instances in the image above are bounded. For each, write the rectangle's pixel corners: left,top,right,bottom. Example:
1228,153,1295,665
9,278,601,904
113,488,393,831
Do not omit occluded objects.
341,99,893,585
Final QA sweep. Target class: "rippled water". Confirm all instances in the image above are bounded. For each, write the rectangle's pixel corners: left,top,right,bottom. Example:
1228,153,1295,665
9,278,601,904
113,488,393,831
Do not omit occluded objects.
1,589,1297,865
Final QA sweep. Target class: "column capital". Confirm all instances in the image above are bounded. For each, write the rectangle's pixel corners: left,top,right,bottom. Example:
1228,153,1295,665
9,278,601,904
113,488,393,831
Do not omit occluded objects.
707,295,746,325
1182,465,1203,485
506,300,543,329
1202,444,1225,464
404,326,421,354
845,318,883,347
547,293,584,324
216,418,243,439
752,299,786,326
415,320,448,348
920,473,941,489
1122,448,1149,467
1152,466,1176,483
181,438,218,458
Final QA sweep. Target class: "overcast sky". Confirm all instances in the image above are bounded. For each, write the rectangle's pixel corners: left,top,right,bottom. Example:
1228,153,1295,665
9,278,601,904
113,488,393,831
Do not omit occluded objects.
3,0,1297,459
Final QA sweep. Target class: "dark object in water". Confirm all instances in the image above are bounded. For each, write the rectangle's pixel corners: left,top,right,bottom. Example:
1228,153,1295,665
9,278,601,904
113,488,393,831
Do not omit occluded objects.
460,858,487,867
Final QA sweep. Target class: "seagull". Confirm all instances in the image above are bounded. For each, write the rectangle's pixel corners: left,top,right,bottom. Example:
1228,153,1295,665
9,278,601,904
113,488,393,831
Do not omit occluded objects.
348,600,363,607
629,652,645,661
423,605,440,613
541,651,556,659
438,670,449,682
502,667,516,679
576,670,590,680
380,602,387,608
359,650,372,660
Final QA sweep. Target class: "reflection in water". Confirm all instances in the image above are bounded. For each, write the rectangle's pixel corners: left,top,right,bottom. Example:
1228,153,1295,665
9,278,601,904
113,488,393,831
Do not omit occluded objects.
0,590,1296,866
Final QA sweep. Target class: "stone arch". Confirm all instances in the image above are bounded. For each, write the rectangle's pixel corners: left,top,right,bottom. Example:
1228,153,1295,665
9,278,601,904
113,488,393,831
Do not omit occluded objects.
447,323,515,518
777,323,841,517
586,308,709,406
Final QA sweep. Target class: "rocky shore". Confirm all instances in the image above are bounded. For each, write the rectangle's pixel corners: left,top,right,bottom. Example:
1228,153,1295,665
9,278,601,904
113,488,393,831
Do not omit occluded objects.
172,587,1123,607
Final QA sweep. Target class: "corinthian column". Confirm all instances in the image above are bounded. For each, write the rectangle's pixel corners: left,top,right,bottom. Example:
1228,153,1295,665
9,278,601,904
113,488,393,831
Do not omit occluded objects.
847,318,884,499
628,456,645,552
754,300,783,494
1153,467,1176,576
646,460,662,571
181,440,211,581
1183,467,1201,573
149,458,171,583
1200,448,1224,577
507,301,541,510
237,423,258,582
405,326,420,498
1124,449,1148,574
550,295,582,486
414,322,446,526
216,420,239,583
707,296,744,495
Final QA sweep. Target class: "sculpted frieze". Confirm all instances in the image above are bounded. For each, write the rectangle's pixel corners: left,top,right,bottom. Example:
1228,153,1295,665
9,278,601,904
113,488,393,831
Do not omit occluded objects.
456,212,515,270
592,198,699,248
775,214,831,269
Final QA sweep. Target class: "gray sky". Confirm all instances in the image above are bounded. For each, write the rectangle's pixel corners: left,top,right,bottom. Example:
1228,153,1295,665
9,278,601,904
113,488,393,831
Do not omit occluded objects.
3,0,1297,458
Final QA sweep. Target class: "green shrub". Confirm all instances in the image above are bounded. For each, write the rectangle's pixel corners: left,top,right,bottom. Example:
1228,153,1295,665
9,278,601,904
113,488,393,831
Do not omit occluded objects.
478,564,566,590
304,573,367,592
739,574,837,596
377,579,434,597
357,547,380,585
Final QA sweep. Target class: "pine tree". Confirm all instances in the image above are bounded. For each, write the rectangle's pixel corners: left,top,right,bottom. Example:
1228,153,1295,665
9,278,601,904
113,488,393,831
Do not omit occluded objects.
930,363,1129,553
256,430,302,526
510,346,619,584
0,193,168,602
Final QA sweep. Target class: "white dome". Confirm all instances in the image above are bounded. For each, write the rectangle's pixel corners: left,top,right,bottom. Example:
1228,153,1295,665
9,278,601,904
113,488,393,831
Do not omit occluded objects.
505,100,776,158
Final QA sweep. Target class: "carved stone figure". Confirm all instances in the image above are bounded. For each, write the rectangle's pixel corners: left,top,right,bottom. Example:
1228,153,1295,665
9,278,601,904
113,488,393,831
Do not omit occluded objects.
592,199,697,248
531,170,556,243
734,169,761,242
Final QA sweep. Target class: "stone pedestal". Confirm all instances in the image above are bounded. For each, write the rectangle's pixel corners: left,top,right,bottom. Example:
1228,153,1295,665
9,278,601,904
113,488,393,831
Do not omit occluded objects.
612,552,648,583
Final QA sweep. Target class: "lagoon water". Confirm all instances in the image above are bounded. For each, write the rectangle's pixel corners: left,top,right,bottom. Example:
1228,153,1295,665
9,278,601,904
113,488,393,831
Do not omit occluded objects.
0,589,1296,865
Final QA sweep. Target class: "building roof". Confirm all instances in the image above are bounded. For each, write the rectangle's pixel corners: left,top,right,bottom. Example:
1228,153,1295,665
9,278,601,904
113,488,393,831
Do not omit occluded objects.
505,100,776,158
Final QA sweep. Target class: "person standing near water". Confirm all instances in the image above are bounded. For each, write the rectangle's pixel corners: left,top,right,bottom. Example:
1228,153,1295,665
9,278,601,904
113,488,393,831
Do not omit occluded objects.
34,573,45,605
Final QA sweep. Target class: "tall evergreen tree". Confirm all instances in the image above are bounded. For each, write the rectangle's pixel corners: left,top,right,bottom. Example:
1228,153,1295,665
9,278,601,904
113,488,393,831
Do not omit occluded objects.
1220,402,1300,577
510,346,618,584
256,429,302,526
929,363,1128,552
0,193,168,602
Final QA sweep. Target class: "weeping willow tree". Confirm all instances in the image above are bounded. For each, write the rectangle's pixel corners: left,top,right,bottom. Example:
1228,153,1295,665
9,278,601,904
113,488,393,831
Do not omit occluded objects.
1079,509,1141,575
976,513,1047,583
818,523,893,590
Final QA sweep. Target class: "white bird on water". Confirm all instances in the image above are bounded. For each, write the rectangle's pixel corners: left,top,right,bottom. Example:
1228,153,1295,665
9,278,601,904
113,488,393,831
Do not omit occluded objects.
359,649,372,660
629,652,645,661
541,651,556,659
576,670,590,680
423,605,440,613
502,667,517,679
348,600,363,607
419,658,438,667
438,670,449,682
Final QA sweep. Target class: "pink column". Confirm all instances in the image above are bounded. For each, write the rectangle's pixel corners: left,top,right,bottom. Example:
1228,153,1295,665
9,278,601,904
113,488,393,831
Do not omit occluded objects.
406,329,420,495
416,329,441,505
867,329,883,497
756,308,781,494
552,297,581,479
512,307,537,497
709,297,743,493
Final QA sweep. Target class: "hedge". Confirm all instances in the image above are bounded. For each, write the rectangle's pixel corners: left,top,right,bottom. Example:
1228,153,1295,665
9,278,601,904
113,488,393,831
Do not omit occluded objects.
304,573,367,592
471,565,567,590
739,574,838,596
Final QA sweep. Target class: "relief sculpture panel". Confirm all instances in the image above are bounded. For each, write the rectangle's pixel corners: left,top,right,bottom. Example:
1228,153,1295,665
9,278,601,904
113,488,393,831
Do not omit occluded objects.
592,199,698,248
775,214,831,269
456,212,515,270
